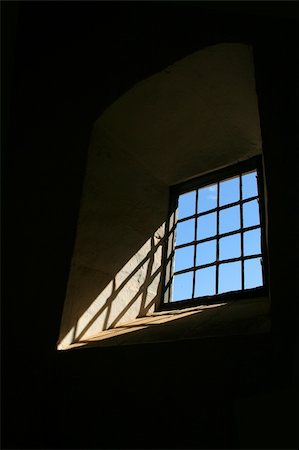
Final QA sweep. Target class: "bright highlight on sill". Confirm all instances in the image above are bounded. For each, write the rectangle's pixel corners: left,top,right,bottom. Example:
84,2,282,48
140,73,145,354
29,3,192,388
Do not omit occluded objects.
168,169,264,302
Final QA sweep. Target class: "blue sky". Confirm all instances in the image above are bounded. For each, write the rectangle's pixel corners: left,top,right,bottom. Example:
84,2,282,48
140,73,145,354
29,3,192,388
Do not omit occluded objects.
172,171,263,301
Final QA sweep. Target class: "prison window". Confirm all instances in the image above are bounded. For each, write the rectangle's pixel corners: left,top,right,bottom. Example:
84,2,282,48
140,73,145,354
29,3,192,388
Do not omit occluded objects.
162,156,268,309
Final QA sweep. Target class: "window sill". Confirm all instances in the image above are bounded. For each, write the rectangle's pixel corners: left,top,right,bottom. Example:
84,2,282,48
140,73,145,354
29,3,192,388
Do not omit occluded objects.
59,296,270,351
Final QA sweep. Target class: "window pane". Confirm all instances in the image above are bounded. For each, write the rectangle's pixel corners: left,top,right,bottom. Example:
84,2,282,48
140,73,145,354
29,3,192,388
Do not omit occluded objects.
197,212,217,240
219,206,240,234
198,184,217,213
174,246,194,272
218,261,241,293
244,257,263,289
196,240,216,266
176,219,195,246
178,190,196,220
244,228,261,256
242,171,258,200
243,200,260,227
173,272,193,301
219,176,239,206
195,266,216,297
219,234,241,260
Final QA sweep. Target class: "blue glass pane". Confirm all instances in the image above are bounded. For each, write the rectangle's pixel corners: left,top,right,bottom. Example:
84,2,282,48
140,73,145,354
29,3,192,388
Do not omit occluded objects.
219,206,240,234
243,228,261,256
196,240,216,265
176,219,195,246
173,272,193,301
198,184,217,213
219,176,239,206
197,212,217,240
174,246,194,272
195,266,216,297
178,190,196,220
244,257,263,289
243,200,260,227
218,261,241,293
219,233,241,260
242,171,258,200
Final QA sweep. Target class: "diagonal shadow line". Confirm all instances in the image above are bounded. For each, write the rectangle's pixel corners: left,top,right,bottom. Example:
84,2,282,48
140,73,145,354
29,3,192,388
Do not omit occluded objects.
102,278,116,331
137,234,165,315
72,320,78,343
138,236,156,317
73,302,245,349
81,295,161,342
102,236,155,330
102,265,162,330
73,238,164,342
74,265,161,342
139,294,159,316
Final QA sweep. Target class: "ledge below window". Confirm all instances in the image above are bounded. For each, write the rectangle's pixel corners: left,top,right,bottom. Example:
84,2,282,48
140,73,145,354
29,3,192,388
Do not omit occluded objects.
58,296,270,351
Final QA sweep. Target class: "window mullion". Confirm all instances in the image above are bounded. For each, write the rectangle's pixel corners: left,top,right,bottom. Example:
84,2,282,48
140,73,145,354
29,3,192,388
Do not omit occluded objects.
175,224,261,250
176,194,259,224
256,167,266,287
216,182,220,295
240,174,244,290
192,189,198,298
169,204,177,302
173,252,263,276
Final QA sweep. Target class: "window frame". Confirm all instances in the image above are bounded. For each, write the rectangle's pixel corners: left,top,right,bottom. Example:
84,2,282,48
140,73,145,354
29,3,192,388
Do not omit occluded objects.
159,155,269,311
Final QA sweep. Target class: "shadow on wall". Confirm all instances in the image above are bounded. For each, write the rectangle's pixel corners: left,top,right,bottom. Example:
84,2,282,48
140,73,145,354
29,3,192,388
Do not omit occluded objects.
58,222,167,349
57,106,170,349
58,43,262,350
67,302,232,350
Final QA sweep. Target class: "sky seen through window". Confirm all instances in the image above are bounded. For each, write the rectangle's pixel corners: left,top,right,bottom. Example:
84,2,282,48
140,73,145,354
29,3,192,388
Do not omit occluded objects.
172,170,263,301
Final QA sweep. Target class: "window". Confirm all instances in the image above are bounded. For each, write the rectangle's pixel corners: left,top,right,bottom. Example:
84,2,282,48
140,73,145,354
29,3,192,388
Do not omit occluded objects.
161,156,268,309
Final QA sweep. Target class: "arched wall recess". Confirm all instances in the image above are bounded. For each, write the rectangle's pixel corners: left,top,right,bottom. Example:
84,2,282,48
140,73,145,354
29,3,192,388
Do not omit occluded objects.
58,42,263,350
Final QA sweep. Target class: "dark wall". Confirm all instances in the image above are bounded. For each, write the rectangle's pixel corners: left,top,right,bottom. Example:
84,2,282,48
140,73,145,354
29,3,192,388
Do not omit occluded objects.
2,3,297,448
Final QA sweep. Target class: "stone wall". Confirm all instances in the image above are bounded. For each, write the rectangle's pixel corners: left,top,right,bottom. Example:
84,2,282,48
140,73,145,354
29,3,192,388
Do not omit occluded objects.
58,43,262,349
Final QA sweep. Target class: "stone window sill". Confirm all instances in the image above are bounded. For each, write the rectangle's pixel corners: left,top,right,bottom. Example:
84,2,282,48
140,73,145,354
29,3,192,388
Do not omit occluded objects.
61,296,270,351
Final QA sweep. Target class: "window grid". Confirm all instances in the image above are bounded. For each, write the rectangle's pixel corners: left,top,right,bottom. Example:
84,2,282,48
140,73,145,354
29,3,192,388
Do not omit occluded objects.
239,175,244,290
256,174,265,288
168,212,176,303
192,189,199,298
168,171,263,301
216,181,220,295
175,194,259,224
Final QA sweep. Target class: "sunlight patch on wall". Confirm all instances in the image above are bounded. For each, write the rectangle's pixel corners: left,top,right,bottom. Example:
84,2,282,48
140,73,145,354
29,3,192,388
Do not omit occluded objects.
58,224,165,350
60,302,228,350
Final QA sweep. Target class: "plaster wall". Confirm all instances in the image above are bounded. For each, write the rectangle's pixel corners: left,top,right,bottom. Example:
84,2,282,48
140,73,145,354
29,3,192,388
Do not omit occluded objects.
58,43,262,349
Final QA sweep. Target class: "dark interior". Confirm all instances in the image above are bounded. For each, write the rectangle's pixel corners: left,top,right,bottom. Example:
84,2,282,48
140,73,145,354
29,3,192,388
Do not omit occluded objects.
2,2,297,448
